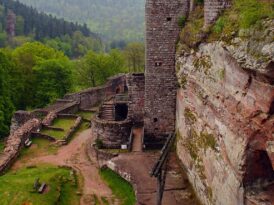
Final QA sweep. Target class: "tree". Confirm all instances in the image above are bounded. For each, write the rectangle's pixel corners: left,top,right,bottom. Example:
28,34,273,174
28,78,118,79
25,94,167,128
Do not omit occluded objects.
77,49,126,88
124,42,145,72
11,42,68,108
33,59,72,107
0,51,14,137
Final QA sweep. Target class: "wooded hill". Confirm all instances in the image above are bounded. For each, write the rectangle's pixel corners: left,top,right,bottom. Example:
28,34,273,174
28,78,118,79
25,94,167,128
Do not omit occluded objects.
17,0,145,43
0,0,98,40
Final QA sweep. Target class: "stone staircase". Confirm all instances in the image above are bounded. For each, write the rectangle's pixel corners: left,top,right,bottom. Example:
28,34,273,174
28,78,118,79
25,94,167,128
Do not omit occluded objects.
99,102,115,121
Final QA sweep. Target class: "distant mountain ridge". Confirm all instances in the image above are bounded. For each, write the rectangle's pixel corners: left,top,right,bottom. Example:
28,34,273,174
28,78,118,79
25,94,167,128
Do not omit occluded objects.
17,0,145,42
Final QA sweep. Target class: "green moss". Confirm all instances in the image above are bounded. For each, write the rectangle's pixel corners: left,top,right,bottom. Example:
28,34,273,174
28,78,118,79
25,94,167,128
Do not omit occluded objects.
200,132,217,151
0,165,80,205
193,55,212,74
184,108,197,124
99,168,136,205
219,68,225,80
179,74,188,89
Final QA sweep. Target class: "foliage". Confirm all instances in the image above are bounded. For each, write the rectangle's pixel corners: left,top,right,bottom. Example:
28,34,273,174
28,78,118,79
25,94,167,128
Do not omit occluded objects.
235,0,273,29
124,42,145,72
0,165,80,205
33,59,72,107
77,49,126,88
179,6,205,48
11,42,69,109
0,51,14,137
178,16,187,28
209,0,274,41
17,0,145,43
0,138,4,152
0,0,95,40
99,167,136,205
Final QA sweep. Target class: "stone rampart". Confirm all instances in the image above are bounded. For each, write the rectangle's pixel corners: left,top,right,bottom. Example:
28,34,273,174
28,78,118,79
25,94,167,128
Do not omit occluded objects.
0,119,41,174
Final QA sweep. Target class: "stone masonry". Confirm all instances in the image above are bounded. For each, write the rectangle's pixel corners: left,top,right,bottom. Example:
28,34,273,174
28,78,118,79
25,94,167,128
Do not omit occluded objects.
204,0,231,26
144,0,189,143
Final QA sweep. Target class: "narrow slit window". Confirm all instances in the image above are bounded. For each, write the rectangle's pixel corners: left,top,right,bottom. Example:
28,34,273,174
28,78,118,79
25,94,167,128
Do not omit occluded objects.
167,17,172,21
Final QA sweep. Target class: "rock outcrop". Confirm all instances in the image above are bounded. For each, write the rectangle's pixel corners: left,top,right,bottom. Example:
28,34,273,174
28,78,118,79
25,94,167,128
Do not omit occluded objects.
176,18,274,205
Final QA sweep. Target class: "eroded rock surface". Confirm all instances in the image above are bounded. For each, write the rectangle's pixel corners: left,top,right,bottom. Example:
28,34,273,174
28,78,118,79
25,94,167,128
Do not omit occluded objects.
176,19,274,205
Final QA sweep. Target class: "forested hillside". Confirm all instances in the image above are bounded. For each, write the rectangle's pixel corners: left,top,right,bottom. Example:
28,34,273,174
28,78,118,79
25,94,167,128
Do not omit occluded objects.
0,0,103,57
17,0,145,43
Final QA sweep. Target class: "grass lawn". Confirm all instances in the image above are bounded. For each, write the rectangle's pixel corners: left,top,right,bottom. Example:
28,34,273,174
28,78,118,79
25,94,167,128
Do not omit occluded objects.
19,138,58,161
0,165,80,205
76,111,95,120
40,118,76,140
41,128,66,140
52,118,76,131
100,168,136,205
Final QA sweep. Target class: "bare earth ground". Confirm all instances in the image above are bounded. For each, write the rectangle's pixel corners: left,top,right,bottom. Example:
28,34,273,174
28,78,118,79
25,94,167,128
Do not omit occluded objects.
12,127,199,205
12,129,114,205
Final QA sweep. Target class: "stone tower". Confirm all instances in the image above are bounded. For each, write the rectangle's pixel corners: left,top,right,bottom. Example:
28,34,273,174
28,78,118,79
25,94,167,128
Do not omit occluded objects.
144,0,189,146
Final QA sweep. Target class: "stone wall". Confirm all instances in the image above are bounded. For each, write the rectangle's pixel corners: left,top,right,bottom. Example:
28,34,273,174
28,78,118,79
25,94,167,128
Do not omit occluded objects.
92,117,132,149
127,73,145,124
0,119,41,174
144,0,189,143
204,0,231,26
175,18,274,204
65,74,127,110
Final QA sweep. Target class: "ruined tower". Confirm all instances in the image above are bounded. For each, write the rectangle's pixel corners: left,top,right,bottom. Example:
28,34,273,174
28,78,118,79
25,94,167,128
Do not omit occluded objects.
144,0,189,146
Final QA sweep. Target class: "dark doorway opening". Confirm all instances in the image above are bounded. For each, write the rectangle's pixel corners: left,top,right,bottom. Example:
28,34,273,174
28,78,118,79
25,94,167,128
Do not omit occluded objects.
243,150,274,187
115,103,128,121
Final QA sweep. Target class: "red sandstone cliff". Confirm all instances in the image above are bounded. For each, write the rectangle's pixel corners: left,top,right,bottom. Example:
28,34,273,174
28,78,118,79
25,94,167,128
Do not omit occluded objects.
176,14,273,205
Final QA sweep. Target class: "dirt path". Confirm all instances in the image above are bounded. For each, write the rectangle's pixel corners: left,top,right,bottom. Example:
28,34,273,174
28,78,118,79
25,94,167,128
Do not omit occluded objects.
132,128,143,152
13,129,113,205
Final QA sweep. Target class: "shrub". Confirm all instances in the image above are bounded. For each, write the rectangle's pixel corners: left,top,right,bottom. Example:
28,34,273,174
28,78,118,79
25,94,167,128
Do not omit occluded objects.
178,16,187,28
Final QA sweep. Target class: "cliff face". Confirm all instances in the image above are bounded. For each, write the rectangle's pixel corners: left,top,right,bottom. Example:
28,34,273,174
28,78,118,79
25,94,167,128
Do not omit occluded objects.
176,13,274,205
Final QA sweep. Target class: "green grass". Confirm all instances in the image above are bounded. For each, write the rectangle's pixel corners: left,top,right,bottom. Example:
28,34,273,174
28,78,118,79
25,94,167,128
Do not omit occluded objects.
52,118,76,131
41,128,66,140
209,0,274,41
41,118,76,140
20,138,58,161
0,165,80,205
76,111,95,120
99,168,136,205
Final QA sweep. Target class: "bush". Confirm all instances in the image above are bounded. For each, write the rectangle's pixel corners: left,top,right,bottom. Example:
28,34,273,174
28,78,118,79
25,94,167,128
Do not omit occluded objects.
178,16,187,28
213,17,226,33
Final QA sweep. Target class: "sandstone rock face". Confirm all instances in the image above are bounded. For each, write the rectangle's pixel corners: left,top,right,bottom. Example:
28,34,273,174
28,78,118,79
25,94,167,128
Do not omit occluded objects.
176,19,274,205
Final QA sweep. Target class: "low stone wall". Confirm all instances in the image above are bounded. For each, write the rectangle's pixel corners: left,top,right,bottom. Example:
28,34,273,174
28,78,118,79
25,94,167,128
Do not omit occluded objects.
0,119,41,174
63,117,82,144
42,111,57,126
65,74,127,110
92,116,132,149
90,145,118,167
31,132,56,142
